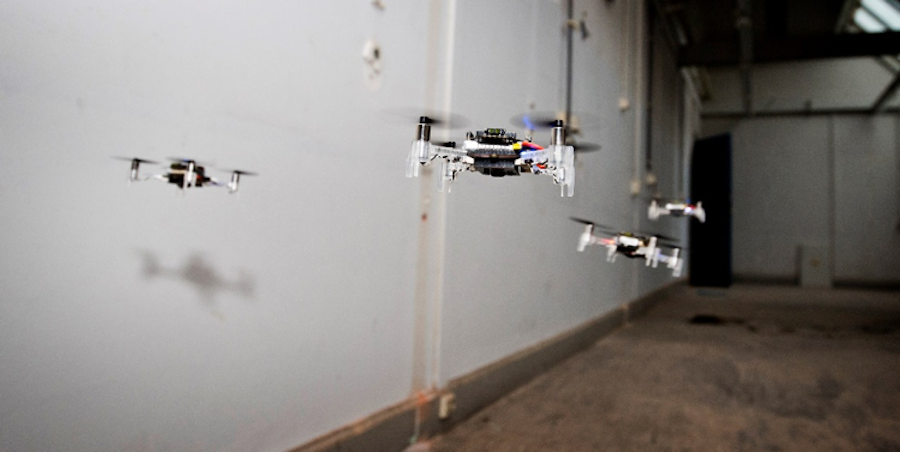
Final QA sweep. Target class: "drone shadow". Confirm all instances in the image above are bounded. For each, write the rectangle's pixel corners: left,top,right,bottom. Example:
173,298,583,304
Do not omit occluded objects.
136,250,256,312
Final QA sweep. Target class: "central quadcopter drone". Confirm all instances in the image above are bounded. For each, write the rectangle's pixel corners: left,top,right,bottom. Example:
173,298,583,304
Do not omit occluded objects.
116,157,255,194
648,198,706,223
572,218,683,277
406,117,576,196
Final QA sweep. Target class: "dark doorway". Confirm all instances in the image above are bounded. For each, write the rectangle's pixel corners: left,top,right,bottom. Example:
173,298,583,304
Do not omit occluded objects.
689,134,732,287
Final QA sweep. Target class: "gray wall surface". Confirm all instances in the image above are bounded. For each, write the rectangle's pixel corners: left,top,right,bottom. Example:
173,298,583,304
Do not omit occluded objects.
704,115,900,285
833,117,900,284
703,58,900,113
0,1,686,451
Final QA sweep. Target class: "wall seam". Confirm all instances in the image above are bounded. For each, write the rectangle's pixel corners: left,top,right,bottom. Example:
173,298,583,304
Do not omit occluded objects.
828,114,836,285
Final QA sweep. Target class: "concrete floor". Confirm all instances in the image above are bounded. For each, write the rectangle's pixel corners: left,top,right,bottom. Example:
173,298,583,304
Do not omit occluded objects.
426,284,900,451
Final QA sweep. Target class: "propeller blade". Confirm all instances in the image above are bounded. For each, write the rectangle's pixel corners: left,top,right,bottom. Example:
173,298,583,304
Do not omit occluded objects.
647,233,681,248
652,233,678,242
380,108,470,129
570,216,595,225
569,217,620,234
511,112,563,130
167,157,217,167
511,111,602,132
113,156,158,164
569,141,602,153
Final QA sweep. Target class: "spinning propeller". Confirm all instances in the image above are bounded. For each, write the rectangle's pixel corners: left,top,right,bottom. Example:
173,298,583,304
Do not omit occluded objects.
569,217,680,246
113,156,159,182
382,108,471,130
511,112,602,153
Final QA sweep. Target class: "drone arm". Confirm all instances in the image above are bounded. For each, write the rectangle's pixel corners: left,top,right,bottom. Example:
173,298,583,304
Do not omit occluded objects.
692,202,706,223
650,249,661,268
227,172,241,193
407,139,471,180
548,122,575,197
438,158,470,193
518,148,549,164
517,145,574,196
654,249,683,276
132,173,165,183
640,237,658,267
606,245,617,262
672,256,684,277
516,125,575,197
129,160,141,183
669,248,681,269
432,144,469,160
652,202,673,219
648,200,660,220
183,161,196,190
406,139,431,178
548,144,575,197
127,159,164,184
577,224,594,252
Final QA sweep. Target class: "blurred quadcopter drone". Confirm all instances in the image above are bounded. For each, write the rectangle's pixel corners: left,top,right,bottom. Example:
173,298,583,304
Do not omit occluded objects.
115,157,255,194
406,117,577,196
572,217,683,277
648,199,706,223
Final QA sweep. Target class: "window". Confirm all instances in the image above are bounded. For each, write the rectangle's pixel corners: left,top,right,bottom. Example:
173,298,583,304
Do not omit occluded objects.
853,0,900,32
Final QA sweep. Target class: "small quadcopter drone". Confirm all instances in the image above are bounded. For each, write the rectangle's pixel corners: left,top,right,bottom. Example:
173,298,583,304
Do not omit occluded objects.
648,199,706,223
116,157,255,194
572,217,684,277
406,117,576,196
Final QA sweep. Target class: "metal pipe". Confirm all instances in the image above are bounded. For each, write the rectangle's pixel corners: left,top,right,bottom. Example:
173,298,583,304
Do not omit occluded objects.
736,0,753,115
632,0,646,196
565,0,574,127
619,0,632,109
646,3,655,173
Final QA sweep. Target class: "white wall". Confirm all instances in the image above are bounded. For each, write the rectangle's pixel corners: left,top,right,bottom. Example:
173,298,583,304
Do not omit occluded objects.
0,1,686,451
704,114,900,284
703,54,900,285
833,116,900,284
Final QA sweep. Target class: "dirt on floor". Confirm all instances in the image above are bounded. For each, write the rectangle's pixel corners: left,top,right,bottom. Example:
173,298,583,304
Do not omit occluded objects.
424,284,900,452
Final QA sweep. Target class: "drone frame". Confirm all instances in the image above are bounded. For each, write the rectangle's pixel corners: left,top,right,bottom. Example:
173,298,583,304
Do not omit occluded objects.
406,117,576,197
577,223,683,277
125,158,249,194
648,199,706,223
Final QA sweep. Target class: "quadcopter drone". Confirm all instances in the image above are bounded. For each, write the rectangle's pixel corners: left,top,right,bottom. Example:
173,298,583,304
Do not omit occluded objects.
572,218,683,277
406,117,576,196
116,158,255,193
648,199,706,223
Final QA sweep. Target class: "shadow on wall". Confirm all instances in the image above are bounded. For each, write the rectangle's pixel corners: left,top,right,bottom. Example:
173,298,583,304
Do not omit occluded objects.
135,250,256,313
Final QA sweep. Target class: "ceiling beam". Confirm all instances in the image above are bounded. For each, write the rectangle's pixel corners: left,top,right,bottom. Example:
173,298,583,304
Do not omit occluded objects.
870,70,900,112
834,0,862,33
703,107,900,118
736,0,753,114
679,31,900,66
